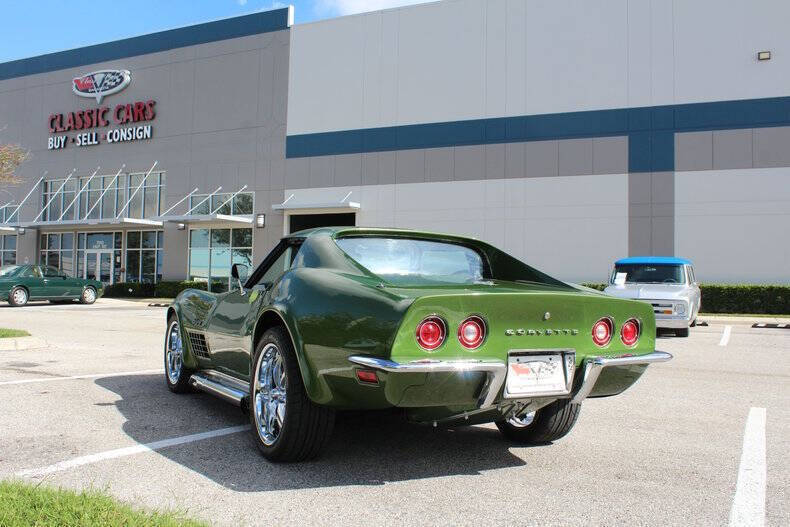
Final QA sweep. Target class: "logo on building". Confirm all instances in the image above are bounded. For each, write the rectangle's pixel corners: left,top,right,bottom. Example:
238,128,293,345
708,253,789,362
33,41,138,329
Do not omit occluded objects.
72,70,131,104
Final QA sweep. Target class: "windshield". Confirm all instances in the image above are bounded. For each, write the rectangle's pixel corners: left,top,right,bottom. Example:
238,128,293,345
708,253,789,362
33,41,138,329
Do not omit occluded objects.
612,264,686,284
0,265,23,278
336,237,487,285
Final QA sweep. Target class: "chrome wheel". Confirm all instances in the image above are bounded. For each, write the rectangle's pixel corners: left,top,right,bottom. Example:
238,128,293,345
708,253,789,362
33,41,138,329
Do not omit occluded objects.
253,343,287,446
82,288,96,304
12,288,27,305
508,410,536,428
165,321,183,384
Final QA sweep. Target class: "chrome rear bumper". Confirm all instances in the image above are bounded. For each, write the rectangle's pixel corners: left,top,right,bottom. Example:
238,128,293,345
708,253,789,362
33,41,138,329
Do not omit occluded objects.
570,351,673,403
348,356,506,408
349,350,672,409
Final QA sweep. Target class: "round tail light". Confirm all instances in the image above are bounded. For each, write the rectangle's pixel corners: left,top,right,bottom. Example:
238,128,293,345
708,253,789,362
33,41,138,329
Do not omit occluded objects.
416,316,446,351
458,316,486,349
592,318,613,347
621,319,640,346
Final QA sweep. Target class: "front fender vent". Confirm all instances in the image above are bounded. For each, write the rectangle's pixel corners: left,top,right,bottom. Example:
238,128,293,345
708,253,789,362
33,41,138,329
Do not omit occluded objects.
186,331,210,359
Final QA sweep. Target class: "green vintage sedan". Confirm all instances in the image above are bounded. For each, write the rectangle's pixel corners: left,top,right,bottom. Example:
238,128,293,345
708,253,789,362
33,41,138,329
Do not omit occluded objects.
166,227,671,461
0,264,103,306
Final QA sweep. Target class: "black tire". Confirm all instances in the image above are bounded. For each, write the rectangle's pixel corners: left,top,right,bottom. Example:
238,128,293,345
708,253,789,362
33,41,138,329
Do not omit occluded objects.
164,314,192,393
79,287,97,305
496,399,581,444
676,327,690,337
8,286,28,307
249,326,335,462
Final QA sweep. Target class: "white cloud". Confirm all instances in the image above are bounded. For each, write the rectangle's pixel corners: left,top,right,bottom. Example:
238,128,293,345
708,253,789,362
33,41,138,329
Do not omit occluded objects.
315,0,432,16
238,0,248,5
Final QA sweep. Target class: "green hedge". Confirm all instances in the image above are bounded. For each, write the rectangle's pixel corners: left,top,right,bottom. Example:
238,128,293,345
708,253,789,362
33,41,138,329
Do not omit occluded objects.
103,281,207,299
581,283,790,314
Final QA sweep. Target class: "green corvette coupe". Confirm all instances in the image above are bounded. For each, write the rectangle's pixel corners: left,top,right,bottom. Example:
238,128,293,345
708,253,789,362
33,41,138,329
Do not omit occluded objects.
166,227,671,461
0,264,103,306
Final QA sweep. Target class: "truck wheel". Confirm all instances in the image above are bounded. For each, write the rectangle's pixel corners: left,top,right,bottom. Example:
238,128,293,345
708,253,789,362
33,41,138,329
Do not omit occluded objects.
249,326,335,462
496,399,581,444
164,315,192,393
676,327,690,337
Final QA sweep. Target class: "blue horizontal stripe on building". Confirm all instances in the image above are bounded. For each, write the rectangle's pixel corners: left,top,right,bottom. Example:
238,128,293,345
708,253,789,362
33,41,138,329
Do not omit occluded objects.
0,8,291,81
286,96,790,173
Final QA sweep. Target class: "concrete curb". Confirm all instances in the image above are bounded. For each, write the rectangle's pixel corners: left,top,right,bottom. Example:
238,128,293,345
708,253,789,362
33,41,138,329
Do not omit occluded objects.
697,314,790,325
0,336,47,351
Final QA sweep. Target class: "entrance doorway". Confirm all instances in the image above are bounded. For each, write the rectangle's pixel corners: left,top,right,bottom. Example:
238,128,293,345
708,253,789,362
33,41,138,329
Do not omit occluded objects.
289,212,356,234
84,250,114,285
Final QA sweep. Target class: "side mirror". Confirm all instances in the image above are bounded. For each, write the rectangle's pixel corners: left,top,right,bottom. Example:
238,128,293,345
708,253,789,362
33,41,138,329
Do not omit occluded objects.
231,263,249,294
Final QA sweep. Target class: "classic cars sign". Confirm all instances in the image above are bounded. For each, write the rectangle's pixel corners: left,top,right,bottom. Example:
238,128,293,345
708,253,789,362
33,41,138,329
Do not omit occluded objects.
48,69,157,150
72,69,131,104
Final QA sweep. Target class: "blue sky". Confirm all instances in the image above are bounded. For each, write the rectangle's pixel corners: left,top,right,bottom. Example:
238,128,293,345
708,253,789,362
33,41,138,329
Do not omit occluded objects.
1,0,429,63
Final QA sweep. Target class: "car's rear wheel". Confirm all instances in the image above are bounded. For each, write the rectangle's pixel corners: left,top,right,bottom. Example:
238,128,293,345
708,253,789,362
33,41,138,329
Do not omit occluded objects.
164,316,192,393
250,327,335,462
80,287,97,305
9,287,28,307
496,399,581,443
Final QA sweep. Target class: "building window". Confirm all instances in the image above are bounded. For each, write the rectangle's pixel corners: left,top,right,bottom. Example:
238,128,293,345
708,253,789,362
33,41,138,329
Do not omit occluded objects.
188,192,253,216
0,204,18,223
0,235,17,267
42,171,166,222
189,228,252,292
126,230,164,283
39,233,75,276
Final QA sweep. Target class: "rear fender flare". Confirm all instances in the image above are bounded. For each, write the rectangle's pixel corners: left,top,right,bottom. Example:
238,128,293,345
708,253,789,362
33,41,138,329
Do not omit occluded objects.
252,306,327,404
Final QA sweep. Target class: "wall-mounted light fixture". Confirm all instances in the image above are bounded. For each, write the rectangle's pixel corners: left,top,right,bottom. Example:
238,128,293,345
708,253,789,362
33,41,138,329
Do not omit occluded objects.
176,223,186,230
17,228,25,235
256,214,266,228
757,51,771,61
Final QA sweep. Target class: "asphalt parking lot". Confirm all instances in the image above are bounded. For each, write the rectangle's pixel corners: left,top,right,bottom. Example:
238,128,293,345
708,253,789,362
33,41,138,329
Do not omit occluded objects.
0,299,788,526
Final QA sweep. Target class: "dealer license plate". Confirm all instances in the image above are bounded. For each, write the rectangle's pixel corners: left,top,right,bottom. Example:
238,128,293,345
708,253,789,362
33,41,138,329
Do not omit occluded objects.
505,353,569,397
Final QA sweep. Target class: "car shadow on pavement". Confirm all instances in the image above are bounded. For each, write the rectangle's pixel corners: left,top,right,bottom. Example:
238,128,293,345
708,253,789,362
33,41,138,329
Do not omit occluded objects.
95,374,529,491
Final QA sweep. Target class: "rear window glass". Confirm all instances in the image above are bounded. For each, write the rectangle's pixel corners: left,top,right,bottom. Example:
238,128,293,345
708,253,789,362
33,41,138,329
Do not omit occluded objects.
336,237,486,285
612,264,685,284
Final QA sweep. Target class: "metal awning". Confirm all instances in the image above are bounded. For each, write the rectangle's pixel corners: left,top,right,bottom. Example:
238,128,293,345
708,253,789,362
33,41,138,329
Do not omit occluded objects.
154,213,253,225
272,192,360,212
15,217,163,228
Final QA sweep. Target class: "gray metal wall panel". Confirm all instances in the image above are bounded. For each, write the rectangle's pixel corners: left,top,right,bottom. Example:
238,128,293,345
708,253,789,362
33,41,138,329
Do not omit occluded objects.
713,129,753,170
675,131,713,171
753,126,790,168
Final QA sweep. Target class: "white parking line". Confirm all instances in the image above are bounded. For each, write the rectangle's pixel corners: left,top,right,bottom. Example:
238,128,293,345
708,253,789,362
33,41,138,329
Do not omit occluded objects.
729,407,766,527
0,369,163,386
719,325,732,347
16,425,251,478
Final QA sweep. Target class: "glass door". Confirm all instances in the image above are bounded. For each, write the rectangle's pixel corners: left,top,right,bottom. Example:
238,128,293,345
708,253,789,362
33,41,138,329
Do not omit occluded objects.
84,250,114,285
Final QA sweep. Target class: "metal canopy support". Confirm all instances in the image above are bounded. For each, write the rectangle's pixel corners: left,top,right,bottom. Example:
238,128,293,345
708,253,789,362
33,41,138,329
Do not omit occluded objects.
211,185,247,214
160,187,199,216
116,161,158,220
84,164,125,220
32,169,75,223
4,173,46,224
58,165,100,221
186,186,222,215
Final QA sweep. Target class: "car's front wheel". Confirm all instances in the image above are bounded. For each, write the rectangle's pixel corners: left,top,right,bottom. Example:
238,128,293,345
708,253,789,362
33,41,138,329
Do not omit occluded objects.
9,287,28,307
80,287,97,305
164,316,192,393
496,399,581,443
249,327,335,462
